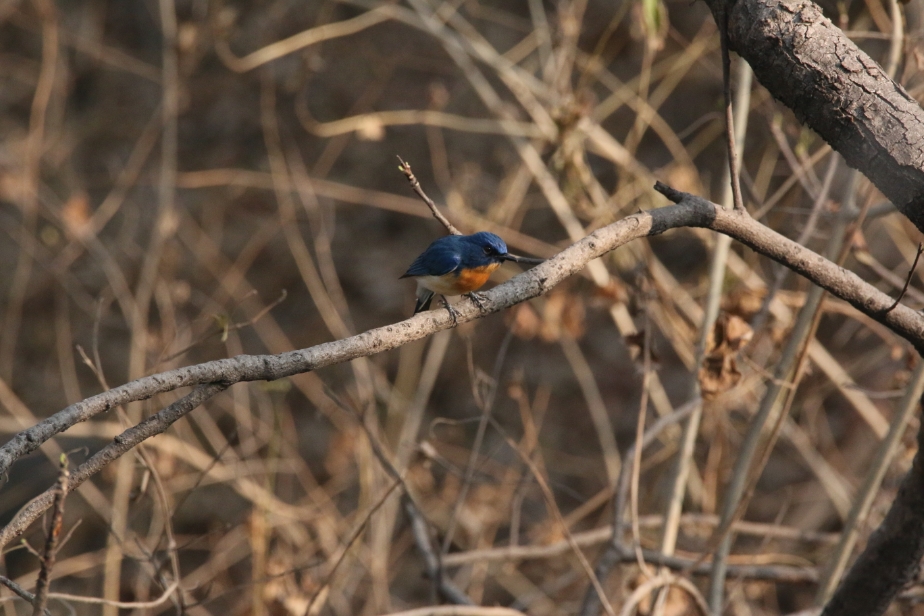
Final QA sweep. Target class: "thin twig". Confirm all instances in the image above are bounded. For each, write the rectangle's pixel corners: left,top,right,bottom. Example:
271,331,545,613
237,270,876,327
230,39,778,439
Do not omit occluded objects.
137,444,184,612
0,383,228,549
0,577,50,616
620,573,710,616
441,330,513,553
304,479,403,615
404,496,474,606
31,455,68,616
489,417,618,616
213,5,400,73
630,281,655,577
444,530,819,584
397,156,462,235
159,290,288,364
44,581,179,609
0,0,58,380
377,607,526,616
717,7,746,213
816,361,924,602
580,400,699,616
324,387,475,606
881,242,924,315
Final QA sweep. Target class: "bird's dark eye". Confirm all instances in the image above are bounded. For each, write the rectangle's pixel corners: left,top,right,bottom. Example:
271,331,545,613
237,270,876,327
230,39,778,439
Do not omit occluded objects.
483,246,494,255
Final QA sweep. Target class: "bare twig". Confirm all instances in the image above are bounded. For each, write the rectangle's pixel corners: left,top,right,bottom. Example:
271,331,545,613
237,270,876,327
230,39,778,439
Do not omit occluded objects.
31,455,68,616
404,496,474,606
620,573,710,616
0,577,50,616
816,361,924,602
213,5,400,73
717,6,746,213
136,443,184,612
630,286,655,576
43,581,179,609
445,512,834,567
0,383,227,549
560,336,620,484
324,387,474,606
441,330,513,553
6,192,924,616
489,418,618,616
304,478,403,615
159,290,288,364
301,109,544,139
581,400,699,616
0,0,58,381
881,242,924,315
397,156,462,235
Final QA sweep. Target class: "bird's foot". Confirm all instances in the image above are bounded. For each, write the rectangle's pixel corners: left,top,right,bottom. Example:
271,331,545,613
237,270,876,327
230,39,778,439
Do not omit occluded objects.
466,291,489,313
441,298,460,325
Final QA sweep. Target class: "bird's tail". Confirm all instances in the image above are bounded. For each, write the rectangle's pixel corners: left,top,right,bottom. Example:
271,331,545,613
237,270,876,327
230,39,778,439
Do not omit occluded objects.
414,290,435,314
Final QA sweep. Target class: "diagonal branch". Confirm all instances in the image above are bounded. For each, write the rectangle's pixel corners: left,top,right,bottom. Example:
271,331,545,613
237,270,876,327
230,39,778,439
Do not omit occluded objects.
4,187,924,589
0,383,227,550
706,0,924,232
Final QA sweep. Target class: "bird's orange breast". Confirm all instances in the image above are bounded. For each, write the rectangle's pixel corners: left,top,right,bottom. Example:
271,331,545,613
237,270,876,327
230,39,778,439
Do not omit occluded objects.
453,263,501,293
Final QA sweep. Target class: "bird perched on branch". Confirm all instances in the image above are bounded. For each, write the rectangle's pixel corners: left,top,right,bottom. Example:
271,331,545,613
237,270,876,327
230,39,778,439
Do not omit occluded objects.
401,231,541,320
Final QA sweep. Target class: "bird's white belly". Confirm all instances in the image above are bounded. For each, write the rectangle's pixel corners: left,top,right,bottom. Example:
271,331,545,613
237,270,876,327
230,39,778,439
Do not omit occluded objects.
416,275,462,296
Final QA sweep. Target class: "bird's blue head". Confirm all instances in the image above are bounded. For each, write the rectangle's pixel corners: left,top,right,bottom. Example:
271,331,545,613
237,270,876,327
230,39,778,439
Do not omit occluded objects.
466,232,510,265
401,230,543,280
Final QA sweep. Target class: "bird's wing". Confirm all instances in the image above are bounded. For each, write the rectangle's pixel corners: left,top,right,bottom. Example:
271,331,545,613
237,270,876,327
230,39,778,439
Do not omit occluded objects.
401,241,462,278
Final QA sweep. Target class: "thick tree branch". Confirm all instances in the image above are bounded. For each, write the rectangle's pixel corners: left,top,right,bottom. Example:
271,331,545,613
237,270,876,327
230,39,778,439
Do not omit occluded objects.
0,383,227,549
4,189,924,582
820,400,924,616
0,204,695,481
655,183,924,348
705,0,924,231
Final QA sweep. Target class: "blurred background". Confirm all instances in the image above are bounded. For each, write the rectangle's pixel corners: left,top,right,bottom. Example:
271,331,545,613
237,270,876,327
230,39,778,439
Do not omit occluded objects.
1,0,924,614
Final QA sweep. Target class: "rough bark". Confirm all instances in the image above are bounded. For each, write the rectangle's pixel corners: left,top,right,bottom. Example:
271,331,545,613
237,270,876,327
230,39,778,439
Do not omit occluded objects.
690,2,924,611
715,0,924,232
820,409,924,616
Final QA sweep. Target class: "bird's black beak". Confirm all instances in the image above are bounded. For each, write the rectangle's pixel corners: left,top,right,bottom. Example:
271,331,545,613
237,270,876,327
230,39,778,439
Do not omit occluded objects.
502,253,545,265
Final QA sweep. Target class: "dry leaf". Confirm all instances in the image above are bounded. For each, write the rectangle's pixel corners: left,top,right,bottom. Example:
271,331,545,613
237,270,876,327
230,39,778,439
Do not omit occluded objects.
723,286,766,319
699,313,753,400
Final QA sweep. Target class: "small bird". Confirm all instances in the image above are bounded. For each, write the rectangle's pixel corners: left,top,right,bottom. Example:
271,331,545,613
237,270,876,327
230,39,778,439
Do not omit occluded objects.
401,231,539,319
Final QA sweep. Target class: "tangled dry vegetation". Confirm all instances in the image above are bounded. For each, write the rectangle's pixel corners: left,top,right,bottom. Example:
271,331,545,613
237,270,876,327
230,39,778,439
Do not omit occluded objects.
1,0,924,615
